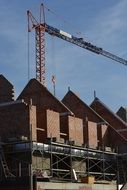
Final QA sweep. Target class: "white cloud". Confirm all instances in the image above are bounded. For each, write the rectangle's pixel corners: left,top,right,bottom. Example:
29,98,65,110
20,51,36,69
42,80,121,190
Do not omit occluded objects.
87,1,127,52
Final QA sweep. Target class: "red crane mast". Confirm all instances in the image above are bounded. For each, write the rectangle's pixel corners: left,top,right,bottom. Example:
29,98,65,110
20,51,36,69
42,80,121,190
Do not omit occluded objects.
27,5,46,85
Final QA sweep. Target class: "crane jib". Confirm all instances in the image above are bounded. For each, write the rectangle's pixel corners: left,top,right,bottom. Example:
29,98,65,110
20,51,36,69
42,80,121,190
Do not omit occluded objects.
45,23,127,66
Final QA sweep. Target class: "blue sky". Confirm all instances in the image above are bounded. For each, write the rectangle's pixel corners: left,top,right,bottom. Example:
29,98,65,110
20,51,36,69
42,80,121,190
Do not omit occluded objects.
0,0,127,112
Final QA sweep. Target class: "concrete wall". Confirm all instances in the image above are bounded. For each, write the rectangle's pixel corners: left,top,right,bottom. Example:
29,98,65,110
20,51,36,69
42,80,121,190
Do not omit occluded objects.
37,182,117,190
72,160,86,172
32,155,50,176
0,181,117,190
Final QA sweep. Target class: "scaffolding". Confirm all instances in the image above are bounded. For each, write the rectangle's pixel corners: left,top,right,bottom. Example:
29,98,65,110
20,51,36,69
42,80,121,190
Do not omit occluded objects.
0,143,15,179
0,140,118,183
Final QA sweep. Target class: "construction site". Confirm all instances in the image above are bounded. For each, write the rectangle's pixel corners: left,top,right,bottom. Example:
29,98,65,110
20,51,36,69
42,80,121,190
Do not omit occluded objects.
0,3,127,190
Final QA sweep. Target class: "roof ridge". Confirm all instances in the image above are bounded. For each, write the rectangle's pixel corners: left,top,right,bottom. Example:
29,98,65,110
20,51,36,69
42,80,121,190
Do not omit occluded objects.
17,78,74,115
93,98,127,128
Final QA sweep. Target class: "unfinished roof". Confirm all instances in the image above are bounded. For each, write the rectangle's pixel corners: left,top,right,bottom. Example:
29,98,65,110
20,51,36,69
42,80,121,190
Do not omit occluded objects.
17,78,73,115
116,106,127,123
0,75,13,86
62,90,127,143
62,90,105,122
91,98,127,140
0,74,14,103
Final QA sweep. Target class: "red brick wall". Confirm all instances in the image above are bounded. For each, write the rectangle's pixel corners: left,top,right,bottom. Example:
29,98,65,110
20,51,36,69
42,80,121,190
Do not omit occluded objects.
75,117,84,145
0,102,30,141
60,115,83,145
37,108,46,130
37,130,46,143
36,108,60,143
29,105,37,141
60,115,68,137
69,116,83,145
46,109,60,139
107,128,127,152
87,121,97,148
101,124,109,145
83,121,88,146
68,116,76,142
36,108,47,143
97,124,109,147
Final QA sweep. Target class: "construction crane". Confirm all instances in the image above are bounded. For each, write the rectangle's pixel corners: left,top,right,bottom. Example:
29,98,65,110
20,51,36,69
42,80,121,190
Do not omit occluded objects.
27,4,127,85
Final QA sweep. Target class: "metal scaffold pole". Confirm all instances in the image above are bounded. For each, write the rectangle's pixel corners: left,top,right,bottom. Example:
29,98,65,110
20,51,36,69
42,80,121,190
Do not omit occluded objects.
29,123,33,190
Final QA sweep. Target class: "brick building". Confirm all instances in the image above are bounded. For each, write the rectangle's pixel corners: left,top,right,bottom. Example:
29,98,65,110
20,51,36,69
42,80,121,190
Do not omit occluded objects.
17,78,83,144
62,90,109,149
0,77,84,144
0,76,122,187
91,97,127,153
62,90,127,152
0,100,36,142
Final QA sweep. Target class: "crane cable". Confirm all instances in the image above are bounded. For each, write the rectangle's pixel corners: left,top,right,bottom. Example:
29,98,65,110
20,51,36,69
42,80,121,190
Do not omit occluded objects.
43,4,83,37
50,35,56,96
27,15,30,82
43,4,95,44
